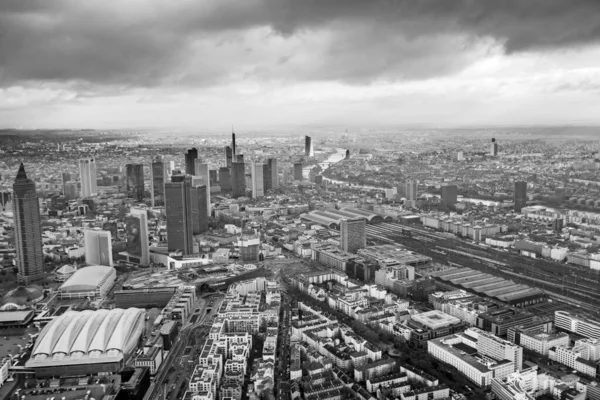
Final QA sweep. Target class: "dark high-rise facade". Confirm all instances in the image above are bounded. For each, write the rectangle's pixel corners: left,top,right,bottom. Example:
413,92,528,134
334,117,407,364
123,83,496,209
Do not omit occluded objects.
126,164,145,202
225,146,233,168
236,154,244,163
151,157,165,207
185,148,198,176
490,138,499,156
61,172,71,196
232,133,237,156
294,162,303,181
194,161,211,216
514,181,527,212
191,183,208,235
12,164,44,284
263,158,278,191
340,218,366,254
219,167,231,191
345,150,350,160
441,184,458,207
165,175,194,255
305,136,314,157
231,162,246,198
263,162,272,191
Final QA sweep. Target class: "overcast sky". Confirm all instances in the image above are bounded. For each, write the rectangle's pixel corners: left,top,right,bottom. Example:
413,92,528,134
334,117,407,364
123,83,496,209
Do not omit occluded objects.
1,0,600,130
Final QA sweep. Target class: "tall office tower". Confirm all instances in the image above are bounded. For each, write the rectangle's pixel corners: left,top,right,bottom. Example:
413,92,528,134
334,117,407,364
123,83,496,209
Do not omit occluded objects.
63,182,78,200
185,148,198,176
126,164,145,202
305,136,314,157
232,132,237,156
441,184,458,207
340,218,367,254
406,180,418,201
555,187,566,203
165,175,194,255
225,146,233,168
127,208,150,266
61,172,71,196
219,167,232,191
12,164,44,284
251,162,265,198
345,149,350,160
79,158,97,197
194,160,211,215
294,162,303,181
456,151,464,161
190,182,208,235
263,162,272,191
151,157,165,207
231,162,246,198
84,229,113,267
269,158,279,190
490,138,499,156
514,181,527,212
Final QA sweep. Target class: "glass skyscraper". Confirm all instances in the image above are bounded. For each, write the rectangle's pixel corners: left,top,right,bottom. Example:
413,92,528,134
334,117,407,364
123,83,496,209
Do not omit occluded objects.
126,163,145,202
165,175,194,254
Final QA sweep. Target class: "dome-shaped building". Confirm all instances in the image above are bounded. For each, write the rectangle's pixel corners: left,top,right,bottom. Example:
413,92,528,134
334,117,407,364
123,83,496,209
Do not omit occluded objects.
1,285,44,310
55,265,77,282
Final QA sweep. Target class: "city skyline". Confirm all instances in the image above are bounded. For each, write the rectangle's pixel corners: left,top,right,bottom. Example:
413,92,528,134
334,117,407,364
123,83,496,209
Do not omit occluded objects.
0,3,600,399
2,1,600,129
0,129,599,400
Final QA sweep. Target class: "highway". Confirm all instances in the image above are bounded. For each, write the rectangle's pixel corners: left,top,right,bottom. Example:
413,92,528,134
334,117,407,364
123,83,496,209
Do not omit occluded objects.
364,222,600,315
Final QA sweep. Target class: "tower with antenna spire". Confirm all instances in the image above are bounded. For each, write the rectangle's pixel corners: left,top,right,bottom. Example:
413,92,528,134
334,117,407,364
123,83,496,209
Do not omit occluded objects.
231,129,237,157
12,163,45,284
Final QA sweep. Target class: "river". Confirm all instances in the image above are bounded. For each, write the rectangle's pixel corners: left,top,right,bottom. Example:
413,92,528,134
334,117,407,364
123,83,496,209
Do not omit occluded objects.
318,148,388,191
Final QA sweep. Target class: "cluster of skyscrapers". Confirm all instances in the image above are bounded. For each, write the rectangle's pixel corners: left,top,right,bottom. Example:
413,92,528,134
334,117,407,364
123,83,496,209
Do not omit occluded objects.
9,132,319,283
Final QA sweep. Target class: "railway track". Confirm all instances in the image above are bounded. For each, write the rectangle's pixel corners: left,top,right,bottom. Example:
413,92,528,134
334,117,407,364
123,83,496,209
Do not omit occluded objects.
364,222,600,307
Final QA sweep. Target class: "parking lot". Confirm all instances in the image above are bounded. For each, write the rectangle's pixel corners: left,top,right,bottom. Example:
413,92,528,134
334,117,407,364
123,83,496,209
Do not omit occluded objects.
0,325,39,360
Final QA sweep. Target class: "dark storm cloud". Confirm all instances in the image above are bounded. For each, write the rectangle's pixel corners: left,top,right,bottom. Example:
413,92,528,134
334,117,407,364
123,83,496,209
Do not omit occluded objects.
1,0,599,88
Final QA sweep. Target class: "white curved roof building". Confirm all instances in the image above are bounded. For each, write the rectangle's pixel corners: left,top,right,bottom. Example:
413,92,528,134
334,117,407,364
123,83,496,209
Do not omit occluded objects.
55,265,77,282
26,308,145,376
58,265,116,299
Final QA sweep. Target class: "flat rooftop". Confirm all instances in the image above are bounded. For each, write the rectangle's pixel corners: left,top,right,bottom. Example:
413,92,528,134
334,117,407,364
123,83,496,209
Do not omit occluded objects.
411,310,461,330
0,310,34,323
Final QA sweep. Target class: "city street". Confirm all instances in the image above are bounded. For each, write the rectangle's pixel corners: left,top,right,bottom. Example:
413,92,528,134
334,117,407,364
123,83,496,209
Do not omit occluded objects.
144,293,223,400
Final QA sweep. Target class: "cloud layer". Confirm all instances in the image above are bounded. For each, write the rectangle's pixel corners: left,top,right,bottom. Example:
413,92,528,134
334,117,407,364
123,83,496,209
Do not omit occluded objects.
2,0,600,87
1,0,600,127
